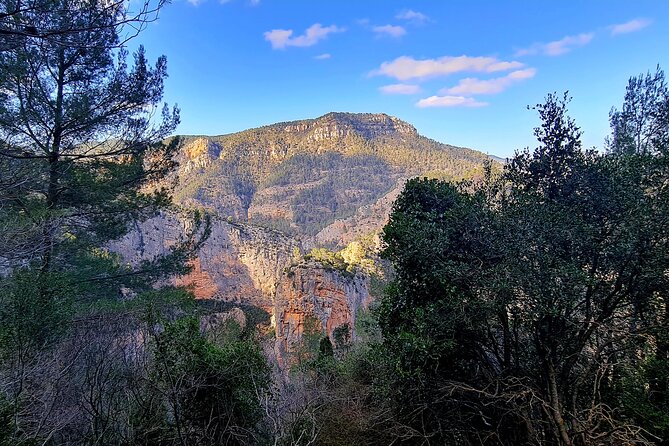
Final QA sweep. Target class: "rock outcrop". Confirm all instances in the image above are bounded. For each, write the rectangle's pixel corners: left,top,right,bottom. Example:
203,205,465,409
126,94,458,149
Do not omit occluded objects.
111,213,370,366
274,263,371,366
182,138,222,173
111,215,298,307
283,112,417,140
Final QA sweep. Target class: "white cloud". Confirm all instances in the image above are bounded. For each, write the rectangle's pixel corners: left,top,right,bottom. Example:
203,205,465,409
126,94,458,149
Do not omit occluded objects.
516,32,594,57
416,95,488,108
396,9,430,24
250,0,260,5
315,53,331,60
373,24,406,38
187,0,203,6
442,68,536,95
379,84,421,95
264,23,345,49
371,55,524,81
610,18,651,36
264,29,292,48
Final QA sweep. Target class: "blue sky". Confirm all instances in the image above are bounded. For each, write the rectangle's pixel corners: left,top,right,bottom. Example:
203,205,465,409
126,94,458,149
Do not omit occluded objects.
134,0,669,158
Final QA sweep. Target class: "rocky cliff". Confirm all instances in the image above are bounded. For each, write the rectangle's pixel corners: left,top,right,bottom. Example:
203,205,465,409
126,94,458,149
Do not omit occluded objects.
111,215,297,307
111,213,371,364
274,263,371,367
283,112,417,141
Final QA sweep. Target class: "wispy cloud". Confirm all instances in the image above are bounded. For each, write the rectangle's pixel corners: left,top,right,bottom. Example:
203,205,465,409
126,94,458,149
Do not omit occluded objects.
416,95,488,108
380,84,421,95
396,9,430,24
610,18,651,36
516,32,594,57
187,0,203,6
264,23,345,49
413,68,535,108
371,55,524,82
315,53,331,60
442,68,536,95
373,24,406,38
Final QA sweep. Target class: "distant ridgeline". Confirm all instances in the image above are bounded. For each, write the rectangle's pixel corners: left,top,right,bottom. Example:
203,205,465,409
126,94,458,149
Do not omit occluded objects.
171,112,495,241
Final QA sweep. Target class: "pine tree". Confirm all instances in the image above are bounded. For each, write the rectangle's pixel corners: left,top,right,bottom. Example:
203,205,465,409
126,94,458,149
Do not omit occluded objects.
0,0,183,279
0,2,209,442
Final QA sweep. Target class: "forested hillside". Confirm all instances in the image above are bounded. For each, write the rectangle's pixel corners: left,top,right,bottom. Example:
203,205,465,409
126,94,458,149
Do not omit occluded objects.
172,112,493,239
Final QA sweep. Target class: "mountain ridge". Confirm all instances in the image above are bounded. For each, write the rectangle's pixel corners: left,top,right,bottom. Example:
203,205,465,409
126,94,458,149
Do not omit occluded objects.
186,112,417,139
179,111,495,160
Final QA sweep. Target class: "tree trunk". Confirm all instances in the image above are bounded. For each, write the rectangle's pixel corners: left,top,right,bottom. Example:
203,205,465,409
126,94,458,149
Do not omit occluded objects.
547,361,572,446
40,49,65,275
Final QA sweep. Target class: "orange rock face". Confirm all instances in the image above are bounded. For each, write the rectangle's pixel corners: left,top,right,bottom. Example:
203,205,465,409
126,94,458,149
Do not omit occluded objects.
274,264,371,365
175,257,219,299
111,214,373,367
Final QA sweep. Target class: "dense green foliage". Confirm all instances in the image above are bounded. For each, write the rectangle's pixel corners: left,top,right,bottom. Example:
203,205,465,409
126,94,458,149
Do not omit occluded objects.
166,71,669,446
0,1,270,445
376,88,669,444
268,74,669,446
149,315,271,445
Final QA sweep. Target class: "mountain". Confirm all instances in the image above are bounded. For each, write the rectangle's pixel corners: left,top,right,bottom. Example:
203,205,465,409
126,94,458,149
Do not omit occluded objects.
172,112,492,244
115,112,498,364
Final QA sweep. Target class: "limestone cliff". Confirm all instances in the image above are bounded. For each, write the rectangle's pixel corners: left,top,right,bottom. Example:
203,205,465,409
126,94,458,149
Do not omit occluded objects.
273,263,371,366
182,138,222,173
111,213,371,365
283,112,418,141
111,214,298,308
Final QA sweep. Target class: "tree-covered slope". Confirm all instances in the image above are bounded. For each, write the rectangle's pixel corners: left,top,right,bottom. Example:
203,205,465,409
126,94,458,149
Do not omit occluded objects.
172,112,495,238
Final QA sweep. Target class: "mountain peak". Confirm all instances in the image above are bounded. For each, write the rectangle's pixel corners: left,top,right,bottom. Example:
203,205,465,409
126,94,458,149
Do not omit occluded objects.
282,112,417,140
